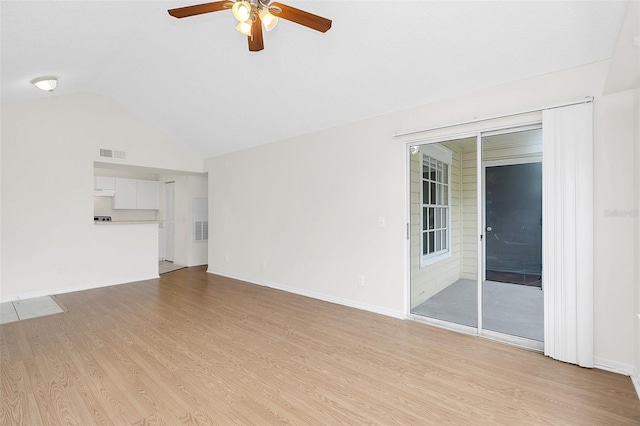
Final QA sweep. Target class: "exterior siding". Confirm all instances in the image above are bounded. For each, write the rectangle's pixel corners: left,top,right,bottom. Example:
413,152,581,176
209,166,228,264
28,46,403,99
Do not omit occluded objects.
410,142,463,308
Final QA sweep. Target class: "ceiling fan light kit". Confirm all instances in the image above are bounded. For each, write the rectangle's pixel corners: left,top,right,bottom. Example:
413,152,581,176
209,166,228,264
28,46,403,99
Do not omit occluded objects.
235,20,253,36
168,0,331,52
231,1,251,22
258,9,278,32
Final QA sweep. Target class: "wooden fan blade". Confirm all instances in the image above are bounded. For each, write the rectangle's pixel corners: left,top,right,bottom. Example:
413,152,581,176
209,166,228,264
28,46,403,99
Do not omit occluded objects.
270,2,332,33
248,19,264,51
168,1,230,18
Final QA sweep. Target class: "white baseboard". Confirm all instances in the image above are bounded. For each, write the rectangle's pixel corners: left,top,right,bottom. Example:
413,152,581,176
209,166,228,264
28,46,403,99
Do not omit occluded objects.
187,261,208,267
593,357,635,376
0,274,160,303
207,269,406,320
631,373,640,400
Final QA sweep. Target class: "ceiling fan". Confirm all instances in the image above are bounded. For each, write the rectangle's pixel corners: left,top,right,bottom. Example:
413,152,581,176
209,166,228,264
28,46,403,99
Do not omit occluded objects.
168,0,332,52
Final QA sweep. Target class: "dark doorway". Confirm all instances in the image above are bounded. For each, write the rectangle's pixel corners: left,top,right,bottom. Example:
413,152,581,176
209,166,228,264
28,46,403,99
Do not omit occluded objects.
485,162,542,287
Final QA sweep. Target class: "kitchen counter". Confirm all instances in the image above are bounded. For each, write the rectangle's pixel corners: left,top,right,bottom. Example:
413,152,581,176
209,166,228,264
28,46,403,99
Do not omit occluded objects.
94,220,163,227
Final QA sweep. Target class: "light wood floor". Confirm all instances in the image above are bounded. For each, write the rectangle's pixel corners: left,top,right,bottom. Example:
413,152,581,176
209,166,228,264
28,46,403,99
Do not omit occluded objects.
2,266,639,425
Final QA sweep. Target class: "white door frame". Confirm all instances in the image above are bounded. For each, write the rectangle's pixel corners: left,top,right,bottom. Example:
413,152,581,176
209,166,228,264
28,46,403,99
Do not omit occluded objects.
165,181,175,262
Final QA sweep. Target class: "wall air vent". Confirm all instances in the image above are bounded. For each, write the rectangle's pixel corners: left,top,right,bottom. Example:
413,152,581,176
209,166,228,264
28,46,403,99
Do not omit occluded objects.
194,221,209,241
193,198,208,242
99,148,126,160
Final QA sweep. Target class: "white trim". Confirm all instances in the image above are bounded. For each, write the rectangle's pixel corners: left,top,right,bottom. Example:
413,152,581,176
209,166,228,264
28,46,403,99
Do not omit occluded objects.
480,329,544,352
420,143,453,164
404,131,480,147
481,123,542,138
632,374,640,400
476,133,484,333
593,357,636,376
207,269,406,320
405,146,412,318
419,149,453,267
421,251,451,268
394,97,593,138
0,274,160,303
409,315,544,353
483,156,543,168
408,313,478,336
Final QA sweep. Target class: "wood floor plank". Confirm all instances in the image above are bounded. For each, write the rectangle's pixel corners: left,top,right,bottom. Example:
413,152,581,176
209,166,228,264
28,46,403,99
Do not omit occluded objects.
1,266,639,425
1,359,43,425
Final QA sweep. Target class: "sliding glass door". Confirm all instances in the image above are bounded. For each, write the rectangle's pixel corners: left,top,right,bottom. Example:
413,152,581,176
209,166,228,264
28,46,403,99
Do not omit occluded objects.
481,128,543,346
409,126,543,349
409,136,480,332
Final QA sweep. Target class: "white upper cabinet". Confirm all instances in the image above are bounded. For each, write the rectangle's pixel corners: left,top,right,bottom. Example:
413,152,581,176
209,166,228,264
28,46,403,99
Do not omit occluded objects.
94,176,116,197
111,178,160,210
136,180,160,210
113,178,138,209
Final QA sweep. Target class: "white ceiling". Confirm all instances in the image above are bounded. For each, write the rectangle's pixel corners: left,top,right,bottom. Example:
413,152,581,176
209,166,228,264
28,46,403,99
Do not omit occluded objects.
1,1,629,158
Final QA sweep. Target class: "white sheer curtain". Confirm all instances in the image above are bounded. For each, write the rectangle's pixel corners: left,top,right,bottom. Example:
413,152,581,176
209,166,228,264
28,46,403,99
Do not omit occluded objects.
542,102,594,367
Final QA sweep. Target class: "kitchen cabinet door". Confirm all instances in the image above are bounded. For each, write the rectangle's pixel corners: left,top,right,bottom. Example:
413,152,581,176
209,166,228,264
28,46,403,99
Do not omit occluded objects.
137,180,160,210
113,178,137,209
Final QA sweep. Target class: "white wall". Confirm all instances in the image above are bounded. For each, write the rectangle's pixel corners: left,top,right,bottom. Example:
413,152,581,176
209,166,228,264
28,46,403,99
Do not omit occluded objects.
634,88,640,390
593,89,638,372
206,120,406,318
1,93,203,301
205,60,638,369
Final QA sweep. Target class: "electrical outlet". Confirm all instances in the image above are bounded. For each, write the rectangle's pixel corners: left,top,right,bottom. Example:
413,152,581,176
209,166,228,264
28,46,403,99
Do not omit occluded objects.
358,275,365,287
378,216,386,228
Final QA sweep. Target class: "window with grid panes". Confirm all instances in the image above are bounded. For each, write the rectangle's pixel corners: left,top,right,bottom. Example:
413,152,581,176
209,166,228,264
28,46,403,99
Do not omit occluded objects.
422,153,450,262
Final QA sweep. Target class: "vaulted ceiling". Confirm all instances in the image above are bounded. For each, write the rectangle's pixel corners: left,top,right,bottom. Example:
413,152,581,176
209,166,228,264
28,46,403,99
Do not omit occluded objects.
1,1,630,158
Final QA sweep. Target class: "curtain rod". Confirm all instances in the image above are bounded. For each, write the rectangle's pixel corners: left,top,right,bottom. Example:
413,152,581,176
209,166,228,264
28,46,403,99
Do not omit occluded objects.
393,96,593,139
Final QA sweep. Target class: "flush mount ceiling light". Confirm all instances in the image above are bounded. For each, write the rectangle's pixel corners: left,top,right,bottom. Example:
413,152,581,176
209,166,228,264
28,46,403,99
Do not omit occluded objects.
168,0,331,52
30,76,58,92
